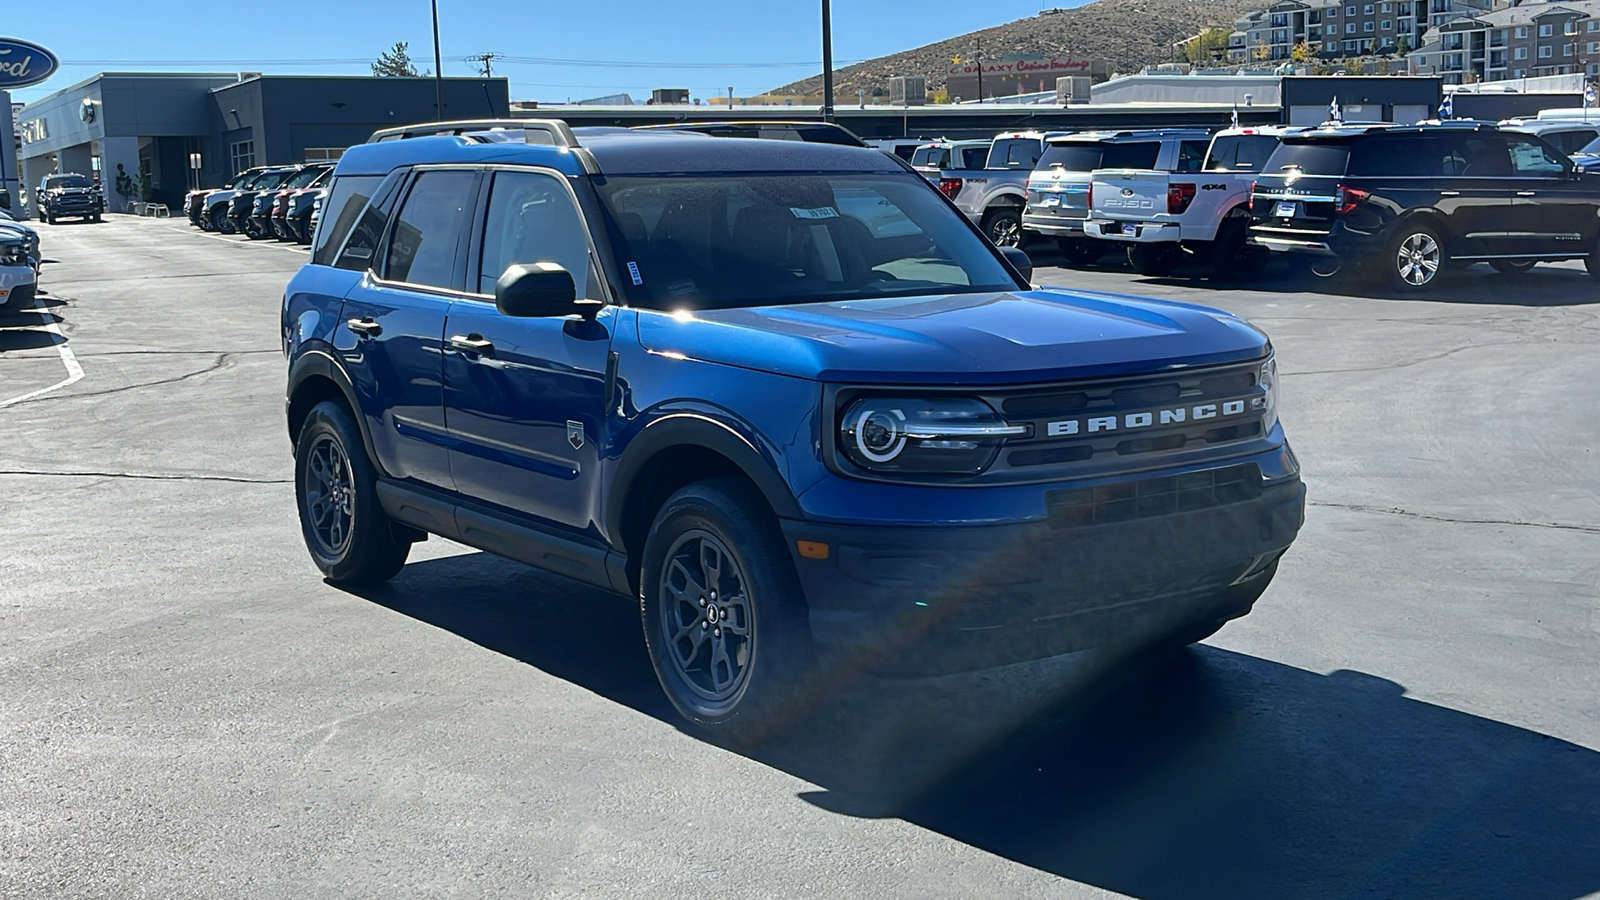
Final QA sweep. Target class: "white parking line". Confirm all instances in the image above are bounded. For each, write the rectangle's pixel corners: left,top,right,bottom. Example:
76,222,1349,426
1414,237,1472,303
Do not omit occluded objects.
190,229,310,254
0,297,85,408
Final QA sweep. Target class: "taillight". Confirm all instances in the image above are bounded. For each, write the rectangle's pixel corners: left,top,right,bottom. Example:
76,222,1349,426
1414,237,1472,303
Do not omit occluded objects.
1167,183,1197,215
1248,181,1257,211
1335,184,1370,215
938,178,963,199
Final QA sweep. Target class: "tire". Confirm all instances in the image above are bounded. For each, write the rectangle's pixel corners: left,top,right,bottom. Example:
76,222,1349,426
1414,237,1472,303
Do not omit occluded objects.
1210,220,1268,283
1588,242,1600,280
1386,222,1445,290
1127,242,1184,277
1058,238,1103,266
45,214,55,225
640,477,815,743
92,213,102,223
294,400,411,586
209,206,230,233
980,207,1024,249
1490,259,1536,276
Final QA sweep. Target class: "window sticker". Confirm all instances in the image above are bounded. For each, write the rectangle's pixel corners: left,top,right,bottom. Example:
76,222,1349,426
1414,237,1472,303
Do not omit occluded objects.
790,206,840,220
626,261,643,285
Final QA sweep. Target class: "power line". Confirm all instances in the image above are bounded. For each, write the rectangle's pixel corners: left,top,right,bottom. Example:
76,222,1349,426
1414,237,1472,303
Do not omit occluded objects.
59,55,865,70
466,52,504,77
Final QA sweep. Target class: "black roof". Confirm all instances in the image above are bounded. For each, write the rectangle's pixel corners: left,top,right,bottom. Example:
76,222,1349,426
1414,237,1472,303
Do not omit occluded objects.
580,130,902,176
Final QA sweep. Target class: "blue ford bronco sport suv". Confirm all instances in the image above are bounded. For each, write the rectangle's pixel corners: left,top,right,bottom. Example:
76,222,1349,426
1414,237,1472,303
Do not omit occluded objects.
282,120,1304,738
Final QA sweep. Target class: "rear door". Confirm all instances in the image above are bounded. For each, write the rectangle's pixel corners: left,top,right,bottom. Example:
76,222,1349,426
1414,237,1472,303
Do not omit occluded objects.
336,168,479,489
441,168,615,534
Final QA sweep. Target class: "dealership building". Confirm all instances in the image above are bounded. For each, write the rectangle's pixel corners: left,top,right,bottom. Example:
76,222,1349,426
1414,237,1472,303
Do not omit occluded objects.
16,73,508,213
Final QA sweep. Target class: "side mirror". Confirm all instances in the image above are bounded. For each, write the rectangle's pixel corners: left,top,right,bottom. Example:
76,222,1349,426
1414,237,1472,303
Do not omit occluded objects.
494,262,599,319
999,245,1033,285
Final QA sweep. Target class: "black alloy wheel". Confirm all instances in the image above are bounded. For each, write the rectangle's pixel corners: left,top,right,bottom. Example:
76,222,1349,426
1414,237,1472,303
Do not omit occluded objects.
211,206,233,234
294,400,411,585
1058,238,1103,266
1127,242,1185,278
1490,259,1537,276
981,208,1024,249
640,478,814,742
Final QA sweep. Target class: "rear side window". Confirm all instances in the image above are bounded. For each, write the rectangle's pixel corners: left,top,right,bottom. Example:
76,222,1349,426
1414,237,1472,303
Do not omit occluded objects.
1174,140,1209,173
960,146,990,169
1205,135,1282,171
1100,141,1161,170
1037,143,1105,172
1349,136,1446,176
1263,141,1351,177
1506,136,1570,176
312,175,382,266
381,170,478,289
989,138,1043,169
909,147,948,168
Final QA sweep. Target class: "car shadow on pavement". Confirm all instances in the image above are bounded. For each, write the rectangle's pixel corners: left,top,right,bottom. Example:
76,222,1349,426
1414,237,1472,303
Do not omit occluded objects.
352,550,1600,900
0,328,65,352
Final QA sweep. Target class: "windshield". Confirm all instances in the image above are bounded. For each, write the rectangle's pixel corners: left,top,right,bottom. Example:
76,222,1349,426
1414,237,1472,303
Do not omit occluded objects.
1037,143,1106,172
594,172,1018,311
250,171,292,191
910,146,950,168
45,175,94,190
281,167,327,190
1262,141,1351,177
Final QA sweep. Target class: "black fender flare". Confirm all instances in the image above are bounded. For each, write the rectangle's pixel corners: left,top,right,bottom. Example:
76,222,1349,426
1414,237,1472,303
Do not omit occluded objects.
285,346,383,472
604,411,803,551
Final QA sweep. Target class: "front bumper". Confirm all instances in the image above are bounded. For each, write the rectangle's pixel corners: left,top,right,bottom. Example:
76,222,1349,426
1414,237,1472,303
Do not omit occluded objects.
782,468,1304,675
1086,219,1181,243
1,265,39,308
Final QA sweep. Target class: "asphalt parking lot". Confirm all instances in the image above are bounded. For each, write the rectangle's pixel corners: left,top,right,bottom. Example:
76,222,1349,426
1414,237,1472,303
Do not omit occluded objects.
2,216,1597,899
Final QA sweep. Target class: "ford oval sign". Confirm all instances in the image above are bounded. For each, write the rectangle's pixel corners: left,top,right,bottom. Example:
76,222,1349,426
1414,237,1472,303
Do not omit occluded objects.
0,38,60,90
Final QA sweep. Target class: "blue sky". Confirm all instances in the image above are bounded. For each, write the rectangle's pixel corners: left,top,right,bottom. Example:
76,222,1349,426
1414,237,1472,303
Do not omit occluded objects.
7,0,1064,105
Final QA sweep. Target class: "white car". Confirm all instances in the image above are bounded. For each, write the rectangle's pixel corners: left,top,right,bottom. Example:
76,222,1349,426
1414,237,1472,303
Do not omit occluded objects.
0,234,38,310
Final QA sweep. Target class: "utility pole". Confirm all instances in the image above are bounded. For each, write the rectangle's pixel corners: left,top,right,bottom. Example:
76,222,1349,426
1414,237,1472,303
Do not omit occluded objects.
821,0,835,122
431,0,445,119
470,52,502,77
977,37,984,101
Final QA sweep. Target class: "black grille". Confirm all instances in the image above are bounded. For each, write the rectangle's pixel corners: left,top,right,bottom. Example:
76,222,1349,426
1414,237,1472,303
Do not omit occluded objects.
1046,464,1262,529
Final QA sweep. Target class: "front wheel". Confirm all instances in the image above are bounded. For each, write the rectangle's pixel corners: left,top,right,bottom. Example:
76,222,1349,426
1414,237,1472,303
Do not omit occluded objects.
1387,224,1445,290
1127,242,1184,277
980,207,1023,248
640,478,815,742
294,400,411,585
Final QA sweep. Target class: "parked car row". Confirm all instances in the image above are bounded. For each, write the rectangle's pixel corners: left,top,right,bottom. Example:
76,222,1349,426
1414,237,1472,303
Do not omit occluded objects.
924,118,1600,292
183,162,334,244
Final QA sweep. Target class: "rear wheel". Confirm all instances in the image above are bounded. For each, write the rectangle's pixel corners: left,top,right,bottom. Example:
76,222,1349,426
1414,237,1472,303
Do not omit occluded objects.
1211,220,1268,283
1127,242,1184,278
294,400,411,586
1387,224,1444,290
980,207,1023,248
640,478,815,743
1057,238,1103,266
1490,259,1536,276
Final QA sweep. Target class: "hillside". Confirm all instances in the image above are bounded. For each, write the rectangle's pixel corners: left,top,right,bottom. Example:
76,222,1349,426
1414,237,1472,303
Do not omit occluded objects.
767,0,1263,98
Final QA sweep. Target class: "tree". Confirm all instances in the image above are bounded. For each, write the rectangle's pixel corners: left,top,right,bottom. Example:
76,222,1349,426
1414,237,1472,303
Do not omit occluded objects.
372,41,420,77
1395,33,1412,57
1183,28,1232,65
1291,40,1311,63
1252,39,1272,61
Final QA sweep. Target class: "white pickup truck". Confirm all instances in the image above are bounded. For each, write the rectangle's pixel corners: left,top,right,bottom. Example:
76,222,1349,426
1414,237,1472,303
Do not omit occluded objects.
1022,129,1213,265
1084,126,1293,280
938,131,1067,247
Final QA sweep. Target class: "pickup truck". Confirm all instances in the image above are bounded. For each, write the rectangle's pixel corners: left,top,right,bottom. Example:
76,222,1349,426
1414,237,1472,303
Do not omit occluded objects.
938,130,1067,247
1084,127,1290,280
910,139,991,182
1023,130,1213,265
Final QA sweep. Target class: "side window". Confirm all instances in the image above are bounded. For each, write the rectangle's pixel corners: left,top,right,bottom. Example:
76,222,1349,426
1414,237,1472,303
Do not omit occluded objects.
312,175,381,266
1444,136,1511,177
381,170,478,289
961,147,989,169
477,170,594,298
1555,130,1597,154
1506,137,1570,177
1175,140,1209,173
1100,141,1160,169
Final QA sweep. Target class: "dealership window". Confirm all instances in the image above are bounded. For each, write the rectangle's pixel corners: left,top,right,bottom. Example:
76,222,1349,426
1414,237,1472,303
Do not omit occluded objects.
1328,6,1338,14
1565,21,1579,34
1590,62,1600,74
229,140,255,173
303,147,346,163
1564,42,1575,55
1364,4,1374,13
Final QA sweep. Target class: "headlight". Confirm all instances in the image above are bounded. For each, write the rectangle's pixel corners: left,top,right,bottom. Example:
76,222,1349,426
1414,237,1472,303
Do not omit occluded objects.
0,244,27,267
1254,356,1278,434
838,396,1024,475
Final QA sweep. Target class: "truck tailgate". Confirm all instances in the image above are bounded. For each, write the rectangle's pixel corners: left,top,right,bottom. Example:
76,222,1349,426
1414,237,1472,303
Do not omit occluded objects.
1091,170,1172,223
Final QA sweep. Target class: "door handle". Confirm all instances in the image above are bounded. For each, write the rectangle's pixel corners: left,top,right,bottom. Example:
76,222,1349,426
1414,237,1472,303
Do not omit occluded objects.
448,333,495,355
1515,191,1537,197
346,317,382,337
1439,190,1461,197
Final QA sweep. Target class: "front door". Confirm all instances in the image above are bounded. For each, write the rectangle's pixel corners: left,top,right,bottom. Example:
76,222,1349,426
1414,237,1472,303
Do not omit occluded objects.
443,169,614,536
1503,134,1598,257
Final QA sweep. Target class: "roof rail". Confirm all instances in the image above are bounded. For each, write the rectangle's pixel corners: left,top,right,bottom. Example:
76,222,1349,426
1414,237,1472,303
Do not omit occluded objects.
366,118,581,147
633,121,868,147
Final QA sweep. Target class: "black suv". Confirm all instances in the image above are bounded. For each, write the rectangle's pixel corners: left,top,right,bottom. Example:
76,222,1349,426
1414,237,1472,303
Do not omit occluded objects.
36,173,105,224
1248,124,1600,289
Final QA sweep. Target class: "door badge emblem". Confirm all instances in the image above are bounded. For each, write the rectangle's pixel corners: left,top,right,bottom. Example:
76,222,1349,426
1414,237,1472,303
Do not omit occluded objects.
567,420,585,450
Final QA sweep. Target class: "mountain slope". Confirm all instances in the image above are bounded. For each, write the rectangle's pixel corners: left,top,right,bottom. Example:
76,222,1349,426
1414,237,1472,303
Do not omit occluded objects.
768,0,1262,98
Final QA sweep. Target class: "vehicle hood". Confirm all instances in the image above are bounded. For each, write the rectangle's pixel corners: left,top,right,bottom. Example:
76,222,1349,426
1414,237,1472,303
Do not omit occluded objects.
635,288,1270,384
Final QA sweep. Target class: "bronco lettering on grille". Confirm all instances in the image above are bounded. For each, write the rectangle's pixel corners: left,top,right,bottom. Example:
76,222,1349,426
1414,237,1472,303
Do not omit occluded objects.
1046,400,1249,436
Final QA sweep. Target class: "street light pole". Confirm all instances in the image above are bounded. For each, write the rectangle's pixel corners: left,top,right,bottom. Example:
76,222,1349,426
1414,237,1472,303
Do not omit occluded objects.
821,0,835,122
431,0,445,120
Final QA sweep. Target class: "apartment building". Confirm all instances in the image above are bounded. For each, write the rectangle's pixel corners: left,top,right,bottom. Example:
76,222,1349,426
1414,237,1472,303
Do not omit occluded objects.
1407,0,1600,82
1230,0,1496,61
